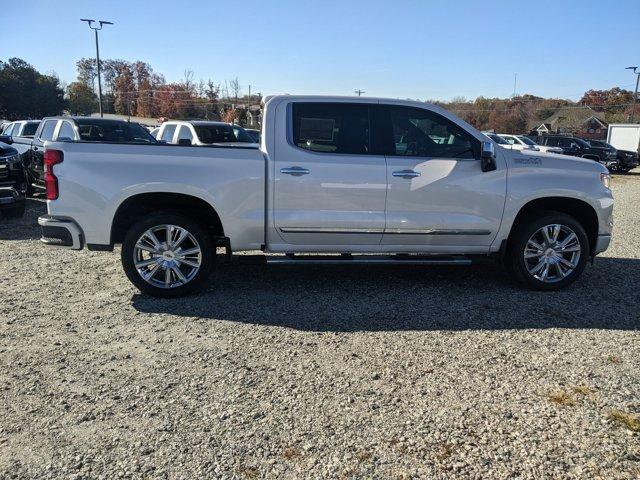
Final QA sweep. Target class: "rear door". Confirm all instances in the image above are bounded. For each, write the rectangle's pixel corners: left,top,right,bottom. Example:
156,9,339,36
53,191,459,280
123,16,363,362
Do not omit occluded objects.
376,104,506,248
272,101,387,246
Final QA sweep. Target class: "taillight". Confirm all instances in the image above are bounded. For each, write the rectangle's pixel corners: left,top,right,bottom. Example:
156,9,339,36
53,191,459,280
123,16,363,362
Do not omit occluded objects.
44,149,63,200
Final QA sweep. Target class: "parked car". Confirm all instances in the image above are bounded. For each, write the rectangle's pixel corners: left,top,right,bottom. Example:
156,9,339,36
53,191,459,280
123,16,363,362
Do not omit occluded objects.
1,120,41,138
155,121,256,146
499,134,563,154
536,135,617,168
7,117,156,194
0,141,27,218
38,95,612,297
245,128,261,143
482,132,511,146
587,139,638,173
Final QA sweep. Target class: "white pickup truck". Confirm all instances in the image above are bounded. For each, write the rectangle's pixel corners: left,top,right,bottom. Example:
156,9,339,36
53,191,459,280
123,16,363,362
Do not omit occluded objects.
38,95,613,297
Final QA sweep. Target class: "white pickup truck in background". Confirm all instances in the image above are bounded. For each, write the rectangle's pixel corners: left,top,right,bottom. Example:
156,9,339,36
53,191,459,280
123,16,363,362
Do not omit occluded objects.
38,95,613,297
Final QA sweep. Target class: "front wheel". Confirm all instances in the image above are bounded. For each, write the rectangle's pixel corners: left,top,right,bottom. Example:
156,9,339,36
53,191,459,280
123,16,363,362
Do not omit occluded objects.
121,212,215,297
506,212,589,290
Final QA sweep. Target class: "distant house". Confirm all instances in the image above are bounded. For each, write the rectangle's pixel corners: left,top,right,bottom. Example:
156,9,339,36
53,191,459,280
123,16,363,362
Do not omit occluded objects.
529,106,607,139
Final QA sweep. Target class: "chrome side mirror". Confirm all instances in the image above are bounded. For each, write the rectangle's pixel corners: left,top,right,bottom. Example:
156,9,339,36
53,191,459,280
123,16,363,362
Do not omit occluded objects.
481,140,497,172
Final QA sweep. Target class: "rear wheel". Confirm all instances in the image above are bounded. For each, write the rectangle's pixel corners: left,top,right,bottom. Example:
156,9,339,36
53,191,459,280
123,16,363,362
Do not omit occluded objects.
121,212,215,297
506,212,589,290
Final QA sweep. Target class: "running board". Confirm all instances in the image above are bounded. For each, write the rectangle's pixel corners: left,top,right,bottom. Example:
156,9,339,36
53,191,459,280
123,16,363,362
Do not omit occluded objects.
266,254,472,265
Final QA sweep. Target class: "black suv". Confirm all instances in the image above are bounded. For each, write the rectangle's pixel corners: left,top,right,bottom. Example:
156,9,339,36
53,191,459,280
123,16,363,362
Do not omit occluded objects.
0,141,27,218
537,135,617,168
587,139,638,173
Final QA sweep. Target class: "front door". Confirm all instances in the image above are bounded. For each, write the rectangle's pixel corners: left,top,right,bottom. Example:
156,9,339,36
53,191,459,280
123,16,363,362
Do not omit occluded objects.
377,105,506,248
273,102,387,246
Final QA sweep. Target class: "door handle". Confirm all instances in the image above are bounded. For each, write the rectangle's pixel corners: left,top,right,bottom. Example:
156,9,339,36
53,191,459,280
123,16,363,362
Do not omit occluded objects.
280,166,310,176
392,170,421,179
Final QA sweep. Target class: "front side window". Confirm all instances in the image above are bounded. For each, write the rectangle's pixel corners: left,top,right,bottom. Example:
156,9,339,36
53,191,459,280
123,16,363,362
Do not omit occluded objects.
292,103,370,154
39,120,58,141
57,121,75,140
75,120,157,143
160,125,177,143
519,136,537,146
386,106,475,158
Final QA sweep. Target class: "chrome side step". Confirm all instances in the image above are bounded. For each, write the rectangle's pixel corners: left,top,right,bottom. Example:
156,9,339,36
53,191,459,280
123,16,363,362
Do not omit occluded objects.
266,254,472,265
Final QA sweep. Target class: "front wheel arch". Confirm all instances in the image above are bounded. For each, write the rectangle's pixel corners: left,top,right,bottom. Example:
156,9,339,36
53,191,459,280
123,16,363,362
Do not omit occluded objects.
507,197,598,256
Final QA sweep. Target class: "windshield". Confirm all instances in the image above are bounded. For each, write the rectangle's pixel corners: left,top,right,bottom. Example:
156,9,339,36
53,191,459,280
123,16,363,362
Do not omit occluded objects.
518,136,537,146
486,133,509,145
75,120,157,143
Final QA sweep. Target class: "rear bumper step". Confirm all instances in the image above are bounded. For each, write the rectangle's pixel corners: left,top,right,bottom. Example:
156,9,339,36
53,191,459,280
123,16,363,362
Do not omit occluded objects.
38,215,83,250
266,254,472,265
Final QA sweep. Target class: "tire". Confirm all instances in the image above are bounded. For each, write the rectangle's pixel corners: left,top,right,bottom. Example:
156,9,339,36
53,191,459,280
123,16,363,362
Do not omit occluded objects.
2,202,25,219
121,212,215,298
506,211,589,291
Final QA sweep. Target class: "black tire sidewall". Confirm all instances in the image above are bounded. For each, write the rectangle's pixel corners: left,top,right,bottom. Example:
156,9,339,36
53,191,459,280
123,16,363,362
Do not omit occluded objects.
508,212,589,290
121,212,215,297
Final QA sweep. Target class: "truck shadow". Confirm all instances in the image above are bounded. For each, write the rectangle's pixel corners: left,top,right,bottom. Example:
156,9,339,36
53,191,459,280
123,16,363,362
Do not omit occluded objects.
0,198,46,240
132,255,640,332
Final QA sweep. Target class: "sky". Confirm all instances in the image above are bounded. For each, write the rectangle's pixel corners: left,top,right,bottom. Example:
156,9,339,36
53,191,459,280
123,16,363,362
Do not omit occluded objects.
2,0,639,101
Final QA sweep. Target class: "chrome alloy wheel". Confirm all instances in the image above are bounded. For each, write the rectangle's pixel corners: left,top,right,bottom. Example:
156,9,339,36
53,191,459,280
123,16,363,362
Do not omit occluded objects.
523,224,581,283
133,224,202,289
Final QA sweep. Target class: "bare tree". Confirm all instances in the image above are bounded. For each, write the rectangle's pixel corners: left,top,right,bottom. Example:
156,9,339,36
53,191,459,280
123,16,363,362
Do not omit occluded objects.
229,77,240,103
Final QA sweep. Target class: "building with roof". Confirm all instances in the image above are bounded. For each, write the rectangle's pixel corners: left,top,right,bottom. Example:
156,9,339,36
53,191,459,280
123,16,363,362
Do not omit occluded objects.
529,106,608,139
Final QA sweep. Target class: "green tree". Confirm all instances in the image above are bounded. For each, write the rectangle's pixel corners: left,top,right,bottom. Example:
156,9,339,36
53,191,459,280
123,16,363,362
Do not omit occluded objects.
67,81,97,115
0,57,65,119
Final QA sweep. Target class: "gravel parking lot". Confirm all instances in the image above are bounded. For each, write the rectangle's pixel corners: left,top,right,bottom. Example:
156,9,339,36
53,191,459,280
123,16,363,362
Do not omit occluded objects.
1,175,639,479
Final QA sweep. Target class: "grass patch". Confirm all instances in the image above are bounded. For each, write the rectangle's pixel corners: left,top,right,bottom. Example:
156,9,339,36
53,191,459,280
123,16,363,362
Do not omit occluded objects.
547,390,576,406
356,450,372,462
238,466,259,479
571,385,595,396
282,446,301,460
435,443,454,462
608,410,640,432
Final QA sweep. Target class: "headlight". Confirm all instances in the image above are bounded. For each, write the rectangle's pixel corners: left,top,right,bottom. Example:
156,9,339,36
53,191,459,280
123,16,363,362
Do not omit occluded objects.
600,172,611,189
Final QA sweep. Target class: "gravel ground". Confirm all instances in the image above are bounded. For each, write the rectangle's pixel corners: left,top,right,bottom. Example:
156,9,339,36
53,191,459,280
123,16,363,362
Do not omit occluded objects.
1,174,639,479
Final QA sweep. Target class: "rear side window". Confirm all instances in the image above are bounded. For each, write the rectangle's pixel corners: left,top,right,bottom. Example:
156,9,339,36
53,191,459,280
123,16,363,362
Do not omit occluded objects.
380,106,475,158
161,125,177,142
292,103,370,155
177,125,193,141
57,121,75,140
39,120,58,141
22,122,39,136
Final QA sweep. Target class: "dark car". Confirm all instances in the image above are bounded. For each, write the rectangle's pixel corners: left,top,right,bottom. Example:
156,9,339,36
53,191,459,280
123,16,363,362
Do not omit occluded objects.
0,142,27,218
536,135,617,168
588,139,638,173
1,117,156,194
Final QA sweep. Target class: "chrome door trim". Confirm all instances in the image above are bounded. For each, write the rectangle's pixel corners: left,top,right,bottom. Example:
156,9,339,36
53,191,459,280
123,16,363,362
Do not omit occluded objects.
384,229,492,235
279,227,491,235
280,166,310,176
279,227,384,234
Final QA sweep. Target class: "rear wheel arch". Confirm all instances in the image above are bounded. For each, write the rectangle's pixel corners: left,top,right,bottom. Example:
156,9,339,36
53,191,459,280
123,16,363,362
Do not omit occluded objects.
110,192,224,245
507,197,599,254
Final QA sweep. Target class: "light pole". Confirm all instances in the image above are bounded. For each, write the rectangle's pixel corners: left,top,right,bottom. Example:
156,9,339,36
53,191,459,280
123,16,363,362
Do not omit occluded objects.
81,19,113,118
626,66,640,123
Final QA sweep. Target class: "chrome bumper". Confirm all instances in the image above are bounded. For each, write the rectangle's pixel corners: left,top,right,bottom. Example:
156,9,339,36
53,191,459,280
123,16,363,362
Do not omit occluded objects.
38,215,83,250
